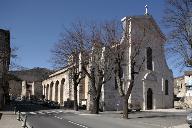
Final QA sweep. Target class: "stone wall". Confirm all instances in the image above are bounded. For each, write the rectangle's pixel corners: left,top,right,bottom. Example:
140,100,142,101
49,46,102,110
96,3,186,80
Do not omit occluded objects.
42,68,75,105
9,80,22,98
33,81,43,99
103,78,123,111
21,81,27,97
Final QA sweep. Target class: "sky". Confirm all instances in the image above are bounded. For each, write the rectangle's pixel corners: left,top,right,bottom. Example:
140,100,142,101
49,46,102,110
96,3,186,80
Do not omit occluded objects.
0,0,185,77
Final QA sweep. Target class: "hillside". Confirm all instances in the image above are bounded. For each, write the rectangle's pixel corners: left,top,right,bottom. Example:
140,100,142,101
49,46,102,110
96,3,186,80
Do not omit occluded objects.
9,67,53,82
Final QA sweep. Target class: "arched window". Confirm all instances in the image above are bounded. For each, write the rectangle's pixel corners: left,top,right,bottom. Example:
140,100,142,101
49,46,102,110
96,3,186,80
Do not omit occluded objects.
120,67,124,79
146,47,152,70
114,77,118,89
165,80,169,95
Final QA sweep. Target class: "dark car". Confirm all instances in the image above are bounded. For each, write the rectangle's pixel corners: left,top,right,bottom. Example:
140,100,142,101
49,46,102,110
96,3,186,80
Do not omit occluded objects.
48,101,60,109
187,113,192,128
36,100,45,105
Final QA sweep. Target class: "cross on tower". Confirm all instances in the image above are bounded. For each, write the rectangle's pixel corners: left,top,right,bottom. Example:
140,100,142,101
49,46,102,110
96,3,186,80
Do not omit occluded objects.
145,5,149,15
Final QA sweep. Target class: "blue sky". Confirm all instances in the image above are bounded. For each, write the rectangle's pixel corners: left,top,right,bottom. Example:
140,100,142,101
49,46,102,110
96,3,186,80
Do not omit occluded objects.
0,0,185,76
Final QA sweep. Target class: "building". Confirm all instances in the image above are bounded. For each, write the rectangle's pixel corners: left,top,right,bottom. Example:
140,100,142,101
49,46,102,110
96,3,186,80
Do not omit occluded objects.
174,71,192,108
98,15,174,110
0,29,11,109
9,79,22,99
42,14,174,110
8,68,52,100
184,71,192,97
174,76,185,98
42,66,88,106
21,81,42,99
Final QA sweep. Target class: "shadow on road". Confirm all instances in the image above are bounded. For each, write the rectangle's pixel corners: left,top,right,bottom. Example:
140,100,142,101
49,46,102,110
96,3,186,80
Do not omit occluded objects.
137,114,184,119
13,101,52,112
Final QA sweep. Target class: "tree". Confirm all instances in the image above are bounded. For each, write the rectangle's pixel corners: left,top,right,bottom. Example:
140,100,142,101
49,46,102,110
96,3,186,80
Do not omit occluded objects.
163,0,192,67
113,17,159,119
81,20,124,114
51,20,118,113
51,21,90,111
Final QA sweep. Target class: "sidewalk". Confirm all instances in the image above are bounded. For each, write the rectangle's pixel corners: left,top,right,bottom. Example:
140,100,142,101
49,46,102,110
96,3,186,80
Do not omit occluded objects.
143,108,187,113
166,124,189,128
76,109,189,128
0,105,21,128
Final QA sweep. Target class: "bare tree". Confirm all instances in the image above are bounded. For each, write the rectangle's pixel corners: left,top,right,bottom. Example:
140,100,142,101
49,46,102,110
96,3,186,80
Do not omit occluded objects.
52,20,120,113
51,21,90,111
113,17,160,119
163,0,192,67
81,21,117,114
9,47,24,70
8,46,29,71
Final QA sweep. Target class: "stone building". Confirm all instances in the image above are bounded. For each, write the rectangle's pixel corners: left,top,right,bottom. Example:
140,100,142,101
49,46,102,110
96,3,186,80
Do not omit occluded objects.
42,14,174,110
0,29,11,109
9,79,22,99
174,76,185,98
95,15,174,111
184,71,192,97
8,68,52,100
21,81,42,99
42,66,88,106
174,71,192,108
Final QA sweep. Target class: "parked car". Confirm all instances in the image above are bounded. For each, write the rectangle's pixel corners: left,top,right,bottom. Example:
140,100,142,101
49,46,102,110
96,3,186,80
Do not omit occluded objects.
128,103,141,112
64,99,74,109
79,105,86,110
187,113,192,128
36,100,44,105
15,96,22,101
48,101,60,109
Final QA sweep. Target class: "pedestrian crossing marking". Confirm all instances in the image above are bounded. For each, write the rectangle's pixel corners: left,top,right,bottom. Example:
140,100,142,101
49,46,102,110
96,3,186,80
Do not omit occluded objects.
21,112,26,115
38,112,45,114
20,110,67,115
68,120,88,128
29,112,36,115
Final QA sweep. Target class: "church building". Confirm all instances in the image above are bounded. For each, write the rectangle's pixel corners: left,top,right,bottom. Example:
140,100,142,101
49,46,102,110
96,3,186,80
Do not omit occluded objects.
100,14,174,111
42,11,174,110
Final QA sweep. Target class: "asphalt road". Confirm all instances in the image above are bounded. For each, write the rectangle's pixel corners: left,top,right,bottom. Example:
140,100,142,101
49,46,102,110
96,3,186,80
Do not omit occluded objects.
26,111,162,128
27,113,82,128
24,110,188,128
13,101,188,128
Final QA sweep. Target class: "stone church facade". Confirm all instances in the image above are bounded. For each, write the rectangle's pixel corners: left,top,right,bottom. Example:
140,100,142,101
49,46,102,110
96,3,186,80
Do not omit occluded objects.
101,15,174,110
42,15,174,110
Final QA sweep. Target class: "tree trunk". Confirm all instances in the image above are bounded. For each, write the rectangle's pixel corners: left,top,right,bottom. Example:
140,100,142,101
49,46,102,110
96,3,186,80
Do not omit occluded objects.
74,84,78,111
123,97,128,119
91,97,99,114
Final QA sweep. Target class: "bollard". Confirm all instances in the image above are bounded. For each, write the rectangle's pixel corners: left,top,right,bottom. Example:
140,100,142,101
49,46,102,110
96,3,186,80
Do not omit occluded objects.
17,111,21,121
22,115,27,128
14,106,17,115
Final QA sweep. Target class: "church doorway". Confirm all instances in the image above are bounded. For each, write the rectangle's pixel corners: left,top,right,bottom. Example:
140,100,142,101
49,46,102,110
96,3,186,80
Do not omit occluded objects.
147,88,153,110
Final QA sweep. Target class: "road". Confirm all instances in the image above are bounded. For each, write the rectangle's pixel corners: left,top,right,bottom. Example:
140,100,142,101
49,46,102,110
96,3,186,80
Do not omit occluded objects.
22,109,187,128
14,101,188,128
25,110,161,128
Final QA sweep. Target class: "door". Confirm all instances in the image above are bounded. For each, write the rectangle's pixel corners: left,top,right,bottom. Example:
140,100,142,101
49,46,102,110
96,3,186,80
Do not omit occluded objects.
147,88,153,110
